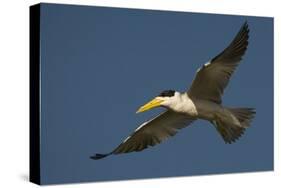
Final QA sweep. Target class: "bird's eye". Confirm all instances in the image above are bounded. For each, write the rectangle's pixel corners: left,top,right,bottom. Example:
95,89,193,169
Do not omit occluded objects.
159,90,175,97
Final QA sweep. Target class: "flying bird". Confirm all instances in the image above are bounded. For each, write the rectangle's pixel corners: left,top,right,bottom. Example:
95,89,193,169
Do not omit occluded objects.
91,22,255,160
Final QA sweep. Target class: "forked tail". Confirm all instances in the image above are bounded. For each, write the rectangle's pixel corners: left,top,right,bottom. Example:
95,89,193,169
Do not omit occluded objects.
213,108,256,143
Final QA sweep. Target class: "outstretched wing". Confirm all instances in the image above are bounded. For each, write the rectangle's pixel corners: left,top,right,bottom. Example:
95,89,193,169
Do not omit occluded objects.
188,22,249,104
91,110,195,159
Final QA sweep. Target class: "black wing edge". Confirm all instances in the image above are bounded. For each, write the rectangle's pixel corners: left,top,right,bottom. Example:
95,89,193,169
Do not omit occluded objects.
90,152,112,160
211,21,249,63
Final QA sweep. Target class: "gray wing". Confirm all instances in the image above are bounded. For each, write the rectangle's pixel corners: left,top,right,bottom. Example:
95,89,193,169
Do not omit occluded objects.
91,110,195,159
188,22,249,104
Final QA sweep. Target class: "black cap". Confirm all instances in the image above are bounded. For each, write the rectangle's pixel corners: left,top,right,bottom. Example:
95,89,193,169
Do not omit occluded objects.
158,90,175,97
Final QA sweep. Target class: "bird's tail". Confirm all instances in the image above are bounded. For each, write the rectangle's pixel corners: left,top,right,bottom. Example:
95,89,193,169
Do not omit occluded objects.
212,108,256,143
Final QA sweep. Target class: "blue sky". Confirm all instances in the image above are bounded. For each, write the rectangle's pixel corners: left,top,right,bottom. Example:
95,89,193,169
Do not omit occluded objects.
39,3,273,184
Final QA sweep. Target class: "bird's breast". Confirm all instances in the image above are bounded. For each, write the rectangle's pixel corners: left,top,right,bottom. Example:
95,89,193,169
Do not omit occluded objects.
169,95,198,117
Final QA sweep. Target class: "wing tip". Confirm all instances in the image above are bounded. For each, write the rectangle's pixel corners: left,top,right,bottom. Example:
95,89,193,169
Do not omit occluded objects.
243,20,249,28
242,20,250,35
90,153,111,160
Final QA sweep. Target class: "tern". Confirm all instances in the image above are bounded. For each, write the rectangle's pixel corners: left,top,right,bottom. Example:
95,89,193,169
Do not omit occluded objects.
91,22,255,160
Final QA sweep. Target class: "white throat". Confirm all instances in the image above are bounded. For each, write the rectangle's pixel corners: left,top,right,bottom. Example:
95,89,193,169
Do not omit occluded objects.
162,92,198,116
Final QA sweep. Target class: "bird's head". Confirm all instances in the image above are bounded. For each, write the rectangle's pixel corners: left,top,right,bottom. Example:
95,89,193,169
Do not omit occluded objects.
136,90,180,113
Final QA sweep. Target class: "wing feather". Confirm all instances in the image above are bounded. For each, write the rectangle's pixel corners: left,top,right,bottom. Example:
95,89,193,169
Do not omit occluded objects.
112,110,195,154
188,22,249,104
91,110,195,159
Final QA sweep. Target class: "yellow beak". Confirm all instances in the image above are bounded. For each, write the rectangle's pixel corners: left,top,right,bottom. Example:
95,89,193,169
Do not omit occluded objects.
136,98,163,113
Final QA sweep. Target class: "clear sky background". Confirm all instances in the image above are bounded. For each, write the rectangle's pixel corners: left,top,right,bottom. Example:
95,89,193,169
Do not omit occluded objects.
39,3,273,184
